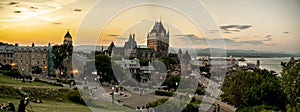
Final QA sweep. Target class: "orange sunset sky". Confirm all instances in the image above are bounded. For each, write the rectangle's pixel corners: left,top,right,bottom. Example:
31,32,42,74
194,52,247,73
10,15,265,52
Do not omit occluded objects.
0,0,300,53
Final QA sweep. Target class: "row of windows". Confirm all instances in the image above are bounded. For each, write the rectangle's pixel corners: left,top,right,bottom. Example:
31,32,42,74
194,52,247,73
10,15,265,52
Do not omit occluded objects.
0,54,13,58
0,59,13,64
15,60,47,65
15,53,47,58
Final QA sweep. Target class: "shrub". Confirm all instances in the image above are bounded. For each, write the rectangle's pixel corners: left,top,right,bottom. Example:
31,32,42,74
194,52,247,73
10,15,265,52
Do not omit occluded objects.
195,87,205,95
68,90,86,105
154,90,174,97
146,98,169,108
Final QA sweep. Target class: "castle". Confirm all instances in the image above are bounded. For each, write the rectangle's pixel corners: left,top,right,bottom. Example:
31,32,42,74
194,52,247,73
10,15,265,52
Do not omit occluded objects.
104,20,171,60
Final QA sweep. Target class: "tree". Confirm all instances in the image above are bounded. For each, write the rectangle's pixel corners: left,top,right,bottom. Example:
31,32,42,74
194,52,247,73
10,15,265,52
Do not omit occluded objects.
160,56,179,71
31,66,42,74
281,57,300,107
94,54,117,84
0,64,12,71
199,65,211,78
52,44,73,77
139,58,150,66
162,75,180,90
221,69,286,110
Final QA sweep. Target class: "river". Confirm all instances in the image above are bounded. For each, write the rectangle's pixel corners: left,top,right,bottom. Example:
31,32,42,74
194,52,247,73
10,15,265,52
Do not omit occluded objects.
239,57,300,74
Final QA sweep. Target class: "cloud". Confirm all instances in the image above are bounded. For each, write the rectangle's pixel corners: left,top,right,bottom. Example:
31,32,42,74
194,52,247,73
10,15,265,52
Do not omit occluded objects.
74,8,82,12
209,30,220,33
29,6,38,9
284,32,289,34
236,25,252,30
52,22,62,25
176,34,264,46
101,39,111,42
223,32,232,34
107,34,119,37
219,24,252,32
175,34,201,42
13,11,21,13
263,35,272,41
115,37,128,40
1,0,79,22
174,34,196,37
265,43,277,46
8,2,19,5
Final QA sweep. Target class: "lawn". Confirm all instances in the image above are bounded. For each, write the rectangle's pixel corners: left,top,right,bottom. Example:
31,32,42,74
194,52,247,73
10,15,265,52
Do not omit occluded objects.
0,73,134,112
0,74,61,88
0,98,126,112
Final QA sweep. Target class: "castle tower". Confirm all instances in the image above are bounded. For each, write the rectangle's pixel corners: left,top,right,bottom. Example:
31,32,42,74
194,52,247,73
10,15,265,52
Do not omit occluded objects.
124,33,137,56
63,30,72,45
147,20,169,55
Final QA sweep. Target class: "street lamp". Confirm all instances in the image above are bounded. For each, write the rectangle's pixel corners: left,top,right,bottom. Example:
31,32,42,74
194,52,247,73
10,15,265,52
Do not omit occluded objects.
21,68,24,75
11,63,17,67
43,66,48,76
175,82,178,97
112,86,115,106
83,77,87,89
21,69,25,83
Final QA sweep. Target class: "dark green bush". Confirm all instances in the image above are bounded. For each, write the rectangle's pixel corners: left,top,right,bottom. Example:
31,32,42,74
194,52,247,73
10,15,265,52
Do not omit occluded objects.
195,87,205,95
68,90,86,105
154,90,174,97
146,98,169,108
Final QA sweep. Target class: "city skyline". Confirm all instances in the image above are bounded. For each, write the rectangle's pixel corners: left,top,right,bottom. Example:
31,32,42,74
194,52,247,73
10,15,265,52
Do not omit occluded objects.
0,0,300,53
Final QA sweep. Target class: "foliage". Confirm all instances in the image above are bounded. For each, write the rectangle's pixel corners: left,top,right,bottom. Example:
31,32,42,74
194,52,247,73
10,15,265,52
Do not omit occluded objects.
2,68,22,78
237,105,280,112
31,66,42,74
195,87,205,95
286,103,300,112
281,57,300,107
0,64,12,71
52,44,73,77
182,103,199,112
199,65,211,78
146,97,200,112
154,90,174,97
139,57,150,66
68,90,86,105
221,69,286,110
162,75,180,90
160,56,179,71
95,54,117,84
34,78,64,87
146,98,169,108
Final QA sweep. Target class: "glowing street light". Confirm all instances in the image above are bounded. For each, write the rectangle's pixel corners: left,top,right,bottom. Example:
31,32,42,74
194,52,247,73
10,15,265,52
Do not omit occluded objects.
73,69,79,74
11,63,17,67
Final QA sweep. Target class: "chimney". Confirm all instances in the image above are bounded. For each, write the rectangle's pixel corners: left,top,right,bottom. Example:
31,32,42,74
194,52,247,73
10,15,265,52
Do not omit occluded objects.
32,43,35,47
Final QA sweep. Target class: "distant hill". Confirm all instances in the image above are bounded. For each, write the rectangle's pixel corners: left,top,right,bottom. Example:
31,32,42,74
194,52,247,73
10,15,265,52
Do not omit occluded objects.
74,45,299,58
195,48,300,58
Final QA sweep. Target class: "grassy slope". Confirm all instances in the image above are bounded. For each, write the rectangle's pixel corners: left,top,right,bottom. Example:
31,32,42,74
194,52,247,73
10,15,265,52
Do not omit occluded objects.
0,73,133,112
0,74,60,88
0,98,116,112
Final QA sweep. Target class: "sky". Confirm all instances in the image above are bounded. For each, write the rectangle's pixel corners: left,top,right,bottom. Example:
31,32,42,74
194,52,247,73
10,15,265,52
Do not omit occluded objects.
0,0,299,53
